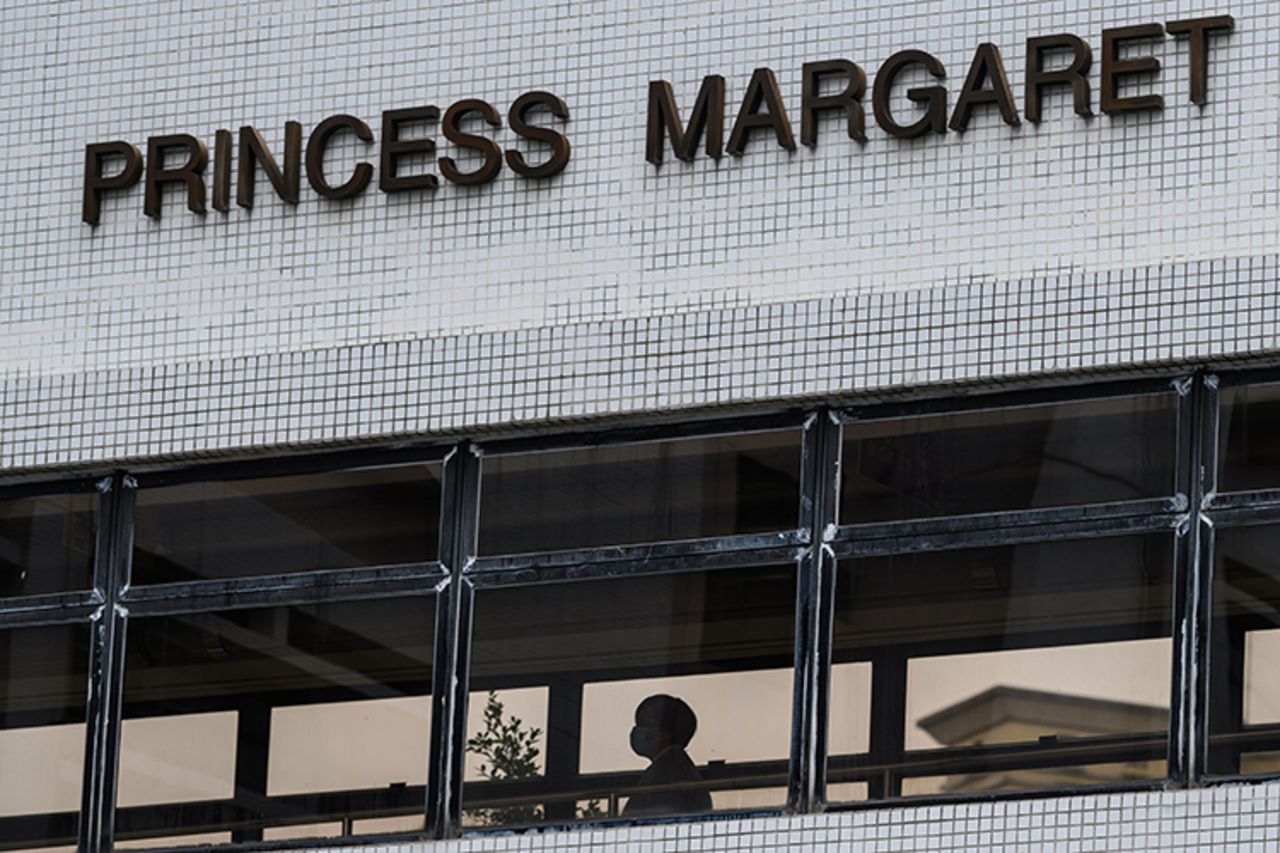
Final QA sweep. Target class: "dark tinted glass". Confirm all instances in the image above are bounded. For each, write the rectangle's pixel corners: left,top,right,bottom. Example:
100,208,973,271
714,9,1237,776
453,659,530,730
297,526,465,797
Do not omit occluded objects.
1219,385,1280,492
465,566,797,826
116,597,435,846
133,464,442,584
1208,524,1280,776
0,623,90,850
828,535,1173,799
841,395,1177,523
478,431,801,554
0,493,96,598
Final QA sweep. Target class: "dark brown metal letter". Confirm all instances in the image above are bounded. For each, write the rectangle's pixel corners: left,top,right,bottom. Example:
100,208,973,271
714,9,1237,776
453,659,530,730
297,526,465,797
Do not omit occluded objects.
645,76,725,165
1166,15,1235,106
212,129,232,212
380,106,440,192
506,91,571,179
439,99,503,186
144,134,208,219
872,50,948,139
304,114,374,200
801,59,867,146
1101,24,1166,114
82,141,142,225
949,43,1020,131
237,122,302,209
1026,34,1093,122
727,68,796,155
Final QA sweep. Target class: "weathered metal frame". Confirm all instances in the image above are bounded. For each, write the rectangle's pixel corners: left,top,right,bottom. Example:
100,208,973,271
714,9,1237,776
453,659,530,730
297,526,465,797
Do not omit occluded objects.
2,370,1269,851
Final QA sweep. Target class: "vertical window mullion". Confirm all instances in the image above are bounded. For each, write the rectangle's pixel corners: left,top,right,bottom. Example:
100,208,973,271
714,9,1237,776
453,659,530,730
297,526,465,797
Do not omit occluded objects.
1188,374,1221,783
1167,375,1199,786
1168,371,1217,786
79,473,134,853
789,410,840,812
428,443,481,838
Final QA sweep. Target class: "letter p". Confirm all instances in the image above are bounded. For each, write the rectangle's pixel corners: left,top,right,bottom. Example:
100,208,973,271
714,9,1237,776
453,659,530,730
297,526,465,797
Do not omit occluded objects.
83,141,142,225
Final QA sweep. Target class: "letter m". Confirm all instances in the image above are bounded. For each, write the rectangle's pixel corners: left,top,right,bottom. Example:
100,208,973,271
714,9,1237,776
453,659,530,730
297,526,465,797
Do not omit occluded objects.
646,76,725,165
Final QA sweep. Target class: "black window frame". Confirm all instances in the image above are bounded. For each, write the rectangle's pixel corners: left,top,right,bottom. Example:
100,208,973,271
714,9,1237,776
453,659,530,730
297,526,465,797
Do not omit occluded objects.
1193,366,1280,786
2,370,1278,852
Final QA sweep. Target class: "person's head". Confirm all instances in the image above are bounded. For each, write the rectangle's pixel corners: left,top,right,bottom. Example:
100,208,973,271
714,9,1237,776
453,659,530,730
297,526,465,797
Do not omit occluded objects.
629,694,698,759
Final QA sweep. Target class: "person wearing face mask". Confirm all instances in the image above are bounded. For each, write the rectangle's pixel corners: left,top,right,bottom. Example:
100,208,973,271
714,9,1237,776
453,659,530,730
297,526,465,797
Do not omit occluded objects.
622,694,713,817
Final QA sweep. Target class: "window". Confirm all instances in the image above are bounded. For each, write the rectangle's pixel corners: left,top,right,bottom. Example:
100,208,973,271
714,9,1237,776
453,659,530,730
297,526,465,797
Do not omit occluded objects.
465,565,797,825
828,536,1173,799
1218,383,1280,493
133,464,442,584
841,395,1177,523
478,430,801,554
0,492,96,598
114,598,436,846
14,374,1280,848
0,623,90,850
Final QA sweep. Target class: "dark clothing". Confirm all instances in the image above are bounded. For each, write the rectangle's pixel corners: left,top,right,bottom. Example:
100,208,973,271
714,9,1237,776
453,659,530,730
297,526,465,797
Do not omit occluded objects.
622,746,713,817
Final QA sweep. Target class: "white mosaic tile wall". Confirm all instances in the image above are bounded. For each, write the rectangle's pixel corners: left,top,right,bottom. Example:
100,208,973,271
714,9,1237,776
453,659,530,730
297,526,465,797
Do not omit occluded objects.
0,0,1275,470
315,784,1280,852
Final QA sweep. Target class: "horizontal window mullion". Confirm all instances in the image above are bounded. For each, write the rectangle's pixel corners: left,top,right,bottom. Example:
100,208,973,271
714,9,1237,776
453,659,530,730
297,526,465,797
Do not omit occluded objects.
836,376,1183,423
0,474,104,501
476,410,808,457
1211,364,1280,389
1204,489,1280,513
468,530,808,572
0,590,101,627
831,512,1182,558
120,561,448,616
466,544,806,587
128,444,452,489
832,498,1183,544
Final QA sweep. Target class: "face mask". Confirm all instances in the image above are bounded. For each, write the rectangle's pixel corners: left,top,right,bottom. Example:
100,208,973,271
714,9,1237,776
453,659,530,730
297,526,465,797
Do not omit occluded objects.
630,725,655,758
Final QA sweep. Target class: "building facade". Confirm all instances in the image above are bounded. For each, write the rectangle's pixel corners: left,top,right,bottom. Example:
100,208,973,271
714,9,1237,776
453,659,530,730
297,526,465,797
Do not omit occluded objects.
2,1,1279,851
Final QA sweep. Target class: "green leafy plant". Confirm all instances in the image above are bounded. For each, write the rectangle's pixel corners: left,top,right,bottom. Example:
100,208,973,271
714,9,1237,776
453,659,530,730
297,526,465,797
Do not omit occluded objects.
464,690,608,824
465,690,544,826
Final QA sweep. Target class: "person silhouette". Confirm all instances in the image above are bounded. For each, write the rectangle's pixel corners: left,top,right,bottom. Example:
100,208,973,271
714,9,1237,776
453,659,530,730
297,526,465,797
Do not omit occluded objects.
622,694,712,817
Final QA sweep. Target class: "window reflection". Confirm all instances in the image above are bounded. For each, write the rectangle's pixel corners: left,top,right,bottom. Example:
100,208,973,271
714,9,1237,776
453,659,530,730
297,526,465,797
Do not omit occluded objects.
0,493,96,598
465,566,797,825
116,597,434,846
479,431,801,554
841,395,1176,523
1219,385,1280,492
132,464,442,584
829,535,1172,799
0,623,89,851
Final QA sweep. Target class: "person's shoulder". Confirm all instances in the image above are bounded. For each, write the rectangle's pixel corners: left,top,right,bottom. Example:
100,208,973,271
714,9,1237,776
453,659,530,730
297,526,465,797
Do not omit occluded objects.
654,746,701,777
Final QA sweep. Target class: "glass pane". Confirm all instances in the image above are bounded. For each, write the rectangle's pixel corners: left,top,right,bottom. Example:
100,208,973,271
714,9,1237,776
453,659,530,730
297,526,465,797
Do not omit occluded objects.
1208,524,1280,775
1219,385,1280,492
133,464,442,584
828,534,1173,800
841,395,1176,523
0,493,96,597
0,623,89,851
478,431,801,554
116,597,434,846
466,566,797,826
